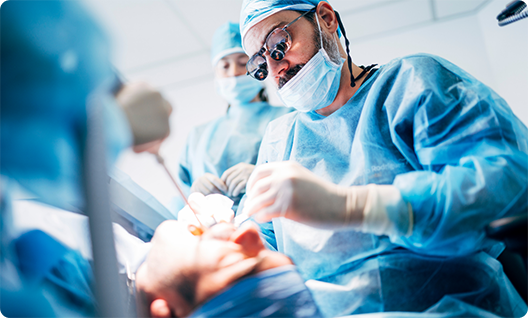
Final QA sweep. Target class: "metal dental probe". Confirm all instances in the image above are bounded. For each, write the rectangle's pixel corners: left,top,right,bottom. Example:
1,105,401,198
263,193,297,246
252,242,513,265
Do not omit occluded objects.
154,153,205,234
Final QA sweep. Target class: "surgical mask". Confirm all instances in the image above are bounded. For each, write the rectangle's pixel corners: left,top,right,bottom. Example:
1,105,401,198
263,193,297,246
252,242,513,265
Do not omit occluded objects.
277,15,344,112
215,75,264,105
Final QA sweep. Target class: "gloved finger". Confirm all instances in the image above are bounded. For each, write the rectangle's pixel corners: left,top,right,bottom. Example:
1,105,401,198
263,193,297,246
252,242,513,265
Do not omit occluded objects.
194,177,222,195
199,178,218,195
227,174,247,197
252,182,295,223
191,181,207,195
246,176,272,201
242,188,276,217
220,165,239,184
225,169,244,190
246,164,275,193
205,174,228,193
253,203,283,223
230,177,248,198
223,170,242,193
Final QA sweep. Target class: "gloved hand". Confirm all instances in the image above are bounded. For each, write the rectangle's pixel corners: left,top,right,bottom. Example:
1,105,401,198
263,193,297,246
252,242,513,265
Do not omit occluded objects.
178,193,235,228
242,161,412,237
221,163,255,198
191,173,228,196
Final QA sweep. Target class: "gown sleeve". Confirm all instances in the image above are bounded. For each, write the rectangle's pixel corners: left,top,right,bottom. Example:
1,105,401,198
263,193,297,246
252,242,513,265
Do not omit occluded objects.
385,55,528,256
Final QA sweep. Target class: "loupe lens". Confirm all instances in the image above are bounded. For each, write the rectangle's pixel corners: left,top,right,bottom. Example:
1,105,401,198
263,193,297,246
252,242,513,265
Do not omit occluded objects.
247,54,267,80
255,66,268,81
266,29,291,60
270,42,286,60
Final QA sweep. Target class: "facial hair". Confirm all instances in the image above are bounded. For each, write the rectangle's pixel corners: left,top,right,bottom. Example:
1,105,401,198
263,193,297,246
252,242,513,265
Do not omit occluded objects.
278,64,304,89
277,27,341,89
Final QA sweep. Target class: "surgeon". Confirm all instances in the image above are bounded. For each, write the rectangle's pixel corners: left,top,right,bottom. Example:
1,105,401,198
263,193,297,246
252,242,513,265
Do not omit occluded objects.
237,0,528,317
134,220,322,317
175,22,293,212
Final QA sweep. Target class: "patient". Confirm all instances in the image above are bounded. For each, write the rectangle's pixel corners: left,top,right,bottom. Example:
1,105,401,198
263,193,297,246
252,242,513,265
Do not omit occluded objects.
135,221,322,317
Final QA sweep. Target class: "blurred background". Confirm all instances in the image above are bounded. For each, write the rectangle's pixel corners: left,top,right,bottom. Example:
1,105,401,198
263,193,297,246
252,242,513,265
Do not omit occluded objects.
82,0,528,211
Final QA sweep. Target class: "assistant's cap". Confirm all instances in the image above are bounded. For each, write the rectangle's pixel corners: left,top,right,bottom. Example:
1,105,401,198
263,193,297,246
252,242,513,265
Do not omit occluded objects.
211,21,246,66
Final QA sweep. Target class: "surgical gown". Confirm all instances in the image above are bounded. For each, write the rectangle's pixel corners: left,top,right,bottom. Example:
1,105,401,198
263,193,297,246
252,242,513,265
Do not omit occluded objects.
175,101,293,212
252,54,528,317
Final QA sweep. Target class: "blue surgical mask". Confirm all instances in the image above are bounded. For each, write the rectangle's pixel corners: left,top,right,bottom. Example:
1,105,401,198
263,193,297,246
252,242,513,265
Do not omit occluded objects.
215,74,264,105
277,14,344,112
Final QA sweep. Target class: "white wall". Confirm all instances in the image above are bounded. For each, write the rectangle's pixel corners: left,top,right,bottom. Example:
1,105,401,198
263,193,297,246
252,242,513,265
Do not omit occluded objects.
114,0,528,210
351,14,494,90
478,0,528,124
115,76,227,211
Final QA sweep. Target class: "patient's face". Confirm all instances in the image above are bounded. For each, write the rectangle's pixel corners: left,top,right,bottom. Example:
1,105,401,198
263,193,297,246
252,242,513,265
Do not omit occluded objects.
136,220,291,317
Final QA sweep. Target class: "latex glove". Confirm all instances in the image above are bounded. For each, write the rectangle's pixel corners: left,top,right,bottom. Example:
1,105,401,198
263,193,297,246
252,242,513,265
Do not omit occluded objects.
221,163,255,198
178,193,235,228
191,173,228,196
242,161,412,237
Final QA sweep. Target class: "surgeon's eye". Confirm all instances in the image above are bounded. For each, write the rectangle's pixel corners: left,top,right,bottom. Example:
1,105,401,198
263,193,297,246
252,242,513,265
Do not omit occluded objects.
270,42,287,60
254,66,268,81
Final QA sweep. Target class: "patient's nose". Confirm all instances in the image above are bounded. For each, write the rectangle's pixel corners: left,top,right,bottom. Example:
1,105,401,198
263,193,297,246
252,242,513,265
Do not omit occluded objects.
230,223,264,257
203,223,236,241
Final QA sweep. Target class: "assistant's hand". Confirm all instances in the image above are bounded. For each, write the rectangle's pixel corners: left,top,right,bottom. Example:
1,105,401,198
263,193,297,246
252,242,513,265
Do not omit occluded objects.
191,173,228,196
242,161,350,225
221,163,255,198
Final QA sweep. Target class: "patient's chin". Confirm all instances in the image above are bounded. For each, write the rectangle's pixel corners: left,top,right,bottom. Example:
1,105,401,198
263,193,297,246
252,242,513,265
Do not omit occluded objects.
258,250,294,271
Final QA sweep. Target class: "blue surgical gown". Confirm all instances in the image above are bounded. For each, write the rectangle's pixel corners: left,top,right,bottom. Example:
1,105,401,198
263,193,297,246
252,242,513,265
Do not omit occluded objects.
175,101,293,212
251,54,528,317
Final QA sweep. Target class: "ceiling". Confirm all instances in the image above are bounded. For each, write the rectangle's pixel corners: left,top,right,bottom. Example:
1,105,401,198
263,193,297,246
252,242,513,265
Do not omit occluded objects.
85,0,490,91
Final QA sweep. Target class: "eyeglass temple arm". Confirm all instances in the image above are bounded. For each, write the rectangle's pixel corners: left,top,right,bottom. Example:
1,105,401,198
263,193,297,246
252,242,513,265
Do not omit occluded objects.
283,7,317,30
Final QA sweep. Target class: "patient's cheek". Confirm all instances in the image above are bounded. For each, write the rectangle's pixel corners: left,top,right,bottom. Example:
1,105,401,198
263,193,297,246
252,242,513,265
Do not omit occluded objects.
203,223,236,241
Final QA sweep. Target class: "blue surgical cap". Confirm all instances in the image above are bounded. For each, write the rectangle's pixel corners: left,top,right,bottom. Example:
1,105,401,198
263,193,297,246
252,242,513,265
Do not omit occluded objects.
211,22,246,66
239,0,322,52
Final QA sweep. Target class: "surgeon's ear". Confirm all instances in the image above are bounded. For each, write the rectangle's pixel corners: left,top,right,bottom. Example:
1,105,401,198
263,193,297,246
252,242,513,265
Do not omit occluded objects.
316,1,339,34
230,222,264,257
150,299,171,318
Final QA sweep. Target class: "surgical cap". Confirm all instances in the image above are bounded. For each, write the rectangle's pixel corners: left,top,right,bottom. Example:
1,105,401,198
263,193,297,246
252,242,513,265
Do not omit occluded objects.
239,0,322,51
1,1,131,210
211,22,246,66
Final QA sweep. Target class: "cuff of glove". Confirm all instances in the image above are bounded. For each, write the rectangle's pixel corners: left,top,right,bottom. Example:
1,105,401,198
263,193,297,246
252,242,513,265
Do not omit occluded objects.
345,184,413,237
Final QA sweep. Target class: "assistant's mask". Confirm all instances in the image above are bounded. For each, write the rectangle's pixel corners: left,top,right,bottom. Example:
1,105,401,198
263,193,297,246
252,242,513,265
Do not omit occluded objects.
277,14,344,112
215,75,264,105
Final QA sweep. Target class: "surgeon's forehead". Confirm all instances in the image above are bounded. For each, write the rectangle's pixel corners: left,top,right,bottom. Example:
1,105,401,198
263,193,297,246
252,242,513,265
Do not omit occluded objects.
244,11,296,56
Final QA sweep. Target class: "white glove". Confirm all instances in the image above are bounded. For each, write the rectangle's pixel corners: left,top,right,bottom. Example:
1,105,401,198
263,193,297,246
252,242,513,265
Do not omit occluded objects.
191,173,228,196
178,193,235,228
221,163,255,198
242,161,412,237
